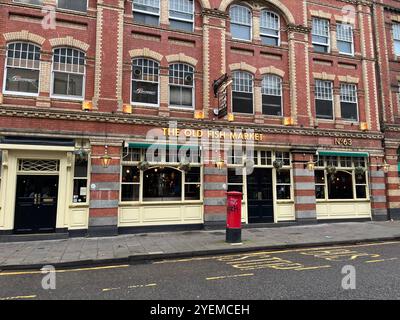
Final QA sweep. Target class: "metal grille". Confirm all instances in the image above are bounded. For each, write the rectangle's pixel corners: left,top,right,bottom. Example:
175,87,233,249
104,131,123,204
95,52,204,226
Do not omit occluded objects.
262,75,282,96
133,0,160,14
133,58,159,82
18,159,60,172
169,63,194,86
230,5,251,26
340,83,357,103
260,10,279,36
7,42,40,69
315,80,333,100
337,23,353,42
232,71,253,93
53,48,85,74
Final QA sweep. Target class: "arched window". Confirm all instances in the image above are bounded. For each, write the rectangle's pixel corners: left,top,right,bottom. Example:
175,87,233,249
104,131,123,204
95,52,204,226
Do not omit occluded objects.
232,71,253,114
169,0,194,32
133,0,160,26
52,47,85,99
261,74,282,116
132,58,159,106
230,5,252,41
4,42,41,95
169,63,194,109
260,10,280,46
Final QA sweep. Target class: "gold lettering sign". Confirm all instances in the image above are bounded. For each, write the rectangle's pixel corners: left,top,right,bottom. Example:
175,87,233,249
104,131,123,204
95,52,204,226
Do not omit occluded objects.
162,128,263,141
334,138,353,146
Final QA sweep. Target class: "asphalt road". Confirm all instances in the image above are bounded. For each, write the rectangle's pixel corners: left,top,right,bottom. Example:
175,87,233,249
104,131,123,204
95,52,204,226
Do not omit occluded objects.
0,241,399,300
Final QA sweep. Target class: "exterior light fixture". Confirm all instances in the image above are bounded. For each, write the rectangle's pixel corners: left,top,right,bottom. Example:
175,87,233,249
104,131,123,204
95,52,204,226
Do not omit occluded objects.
123,104,132,114
360,122,368,131
305,157,315,171
82,100,93,111
227,113,235,122
215,159,225,170
194,110,205,119
100,145,112,168
381,160,390,173
283,117,294,126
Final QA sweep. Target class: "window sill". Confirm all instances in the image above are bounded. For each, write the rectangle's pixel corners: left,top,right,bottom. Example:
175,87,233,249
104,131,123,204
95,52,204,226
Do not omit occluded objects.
316,199,370,203
69,203,89,208
119,200,203,206
2,92,39,98
51,96,84,102
56,8,88,17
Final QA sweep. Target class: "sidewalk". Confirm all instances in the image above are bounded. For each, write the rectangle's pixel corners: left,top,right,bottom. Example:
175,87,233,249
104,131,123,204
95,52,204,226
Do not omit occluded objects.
1,221,399,270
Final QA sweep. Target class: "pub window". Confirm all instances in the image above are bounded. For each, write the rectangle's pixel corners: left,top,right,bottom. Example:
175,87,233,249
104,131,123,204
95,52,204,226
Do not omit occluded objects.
260,10,280,46
337,23,354,56
315,80,333,120
169,63,194,109
276,170,291,200
143,167,182,201
275,151,290,166
132,58,159,106
72,156,88,203
340,156,352,168
328,171,353,199
355,171,367,199
169,0,194,32
133,0,160,26
261,74,282,116
13,0,42,5
52,48,85,99
227,168,243,193
393,23,400,56
121,166,140,202
122,148,142,162
260,150,272,166
232,71,253,114
185,167,201,200
340,83,358,121
57,0,87,13
315,170,326,199
4,42,40,95
312,18,330,53
227,147,244,165
230,5,252,41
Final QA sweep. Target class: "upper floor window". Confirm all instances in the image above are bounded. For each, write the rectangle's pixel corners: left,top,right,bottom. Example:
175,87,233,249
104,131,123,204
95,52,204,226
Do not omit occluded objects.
337,23,354,56
4,42,40,95
230,5,252,41
232,71,253,114
52,48,85,99
57,0,87,13
133,0,160,26
260,10,280,46
132,58,159,106
169,63,194,109
13,0,42,5
169,0,194,32
262,74,282,116
393,23,400,56
340,83,358,121
315,80,333,120
312,18,330,53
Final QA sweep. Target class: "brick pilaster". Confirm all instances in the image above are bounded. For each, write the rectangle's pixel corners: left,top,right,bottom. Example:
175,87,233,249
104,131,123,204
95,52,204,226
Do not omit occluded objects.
369,156,389,221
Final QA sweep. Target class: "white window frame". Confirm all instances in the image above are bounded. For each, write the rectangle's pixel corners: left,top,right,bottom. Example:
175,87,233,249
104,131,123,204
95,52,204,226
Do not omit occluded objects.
315,79,334,120
56,0,88,13
230,4,252,42
132,0,160,25
169,0,195,32
231,70,254,115
336,23,354,56
340,83,358,121
312,18,330,53
260,10,280,46
261,74,283,116
131,58,160,107
50,47,86,101
393,23,400,56
3,41,41,97
13,0,42,6
168,63,195,110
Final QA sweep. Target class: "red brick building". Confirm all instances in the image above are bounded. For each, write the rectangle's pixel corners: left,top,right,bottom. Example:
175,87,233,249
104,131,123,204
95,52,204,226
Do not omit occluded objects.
0,0,395,238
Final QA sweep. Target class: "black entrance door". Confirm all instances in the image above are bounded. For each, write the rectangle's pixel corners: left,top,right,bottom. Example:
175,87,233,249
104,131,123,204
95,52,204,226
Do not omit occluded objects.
14,175,59,234
247,168,274,223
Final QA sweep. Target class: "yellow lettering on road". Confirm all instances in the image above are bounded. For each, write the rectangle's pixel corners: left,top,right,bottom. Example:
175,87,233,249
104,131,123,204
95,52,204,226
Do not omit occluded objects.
206,273,254,281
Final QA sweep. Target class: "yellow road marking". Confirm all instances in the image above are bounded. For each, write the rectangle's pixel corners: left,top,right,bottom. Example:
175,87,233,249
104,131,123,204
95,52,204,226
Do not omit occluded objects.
365,258,398,263
154,241,400,264
102,287,120,292
206,273,254,281
294,265,331,271
0,264,129,277
128,283,157,289
0,295,36,300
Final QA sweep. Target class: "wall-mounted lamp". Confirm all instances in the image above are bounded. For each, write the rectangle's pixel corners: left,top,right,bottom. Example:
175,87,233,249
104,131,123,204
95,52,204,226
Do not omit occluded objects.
215,159,225,170
283,117,294,126
305,156,315,171
360,122,368,131
227,113,235,122
123,104,132,114
82,100,93,111
100,145,112,168
194,110,205,119
380,160,390,173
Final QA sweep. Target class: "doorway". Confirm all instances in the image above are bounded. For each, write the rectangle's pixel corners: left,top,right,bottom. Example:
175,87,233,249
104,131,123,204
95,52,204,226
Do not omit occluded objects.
247,168,274,223
14,175,59,234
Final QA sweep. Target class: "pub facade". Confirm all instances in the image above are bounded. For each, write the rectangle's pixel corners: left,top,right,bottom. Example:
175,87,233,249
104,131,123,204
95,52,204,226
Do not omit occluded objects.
0,0,393,238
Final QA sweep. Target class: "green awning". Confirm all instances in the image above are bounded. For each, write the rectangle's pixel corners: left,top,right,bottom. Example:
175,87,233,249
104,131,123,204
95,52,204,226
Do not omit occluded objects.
318,150,369,158
127,142,199,150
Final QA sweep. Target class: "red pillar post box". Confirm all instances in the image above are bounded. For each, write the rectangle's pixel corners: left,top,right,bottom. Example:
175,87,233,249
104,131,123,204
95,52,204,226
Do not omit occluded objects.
226,191,242,243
